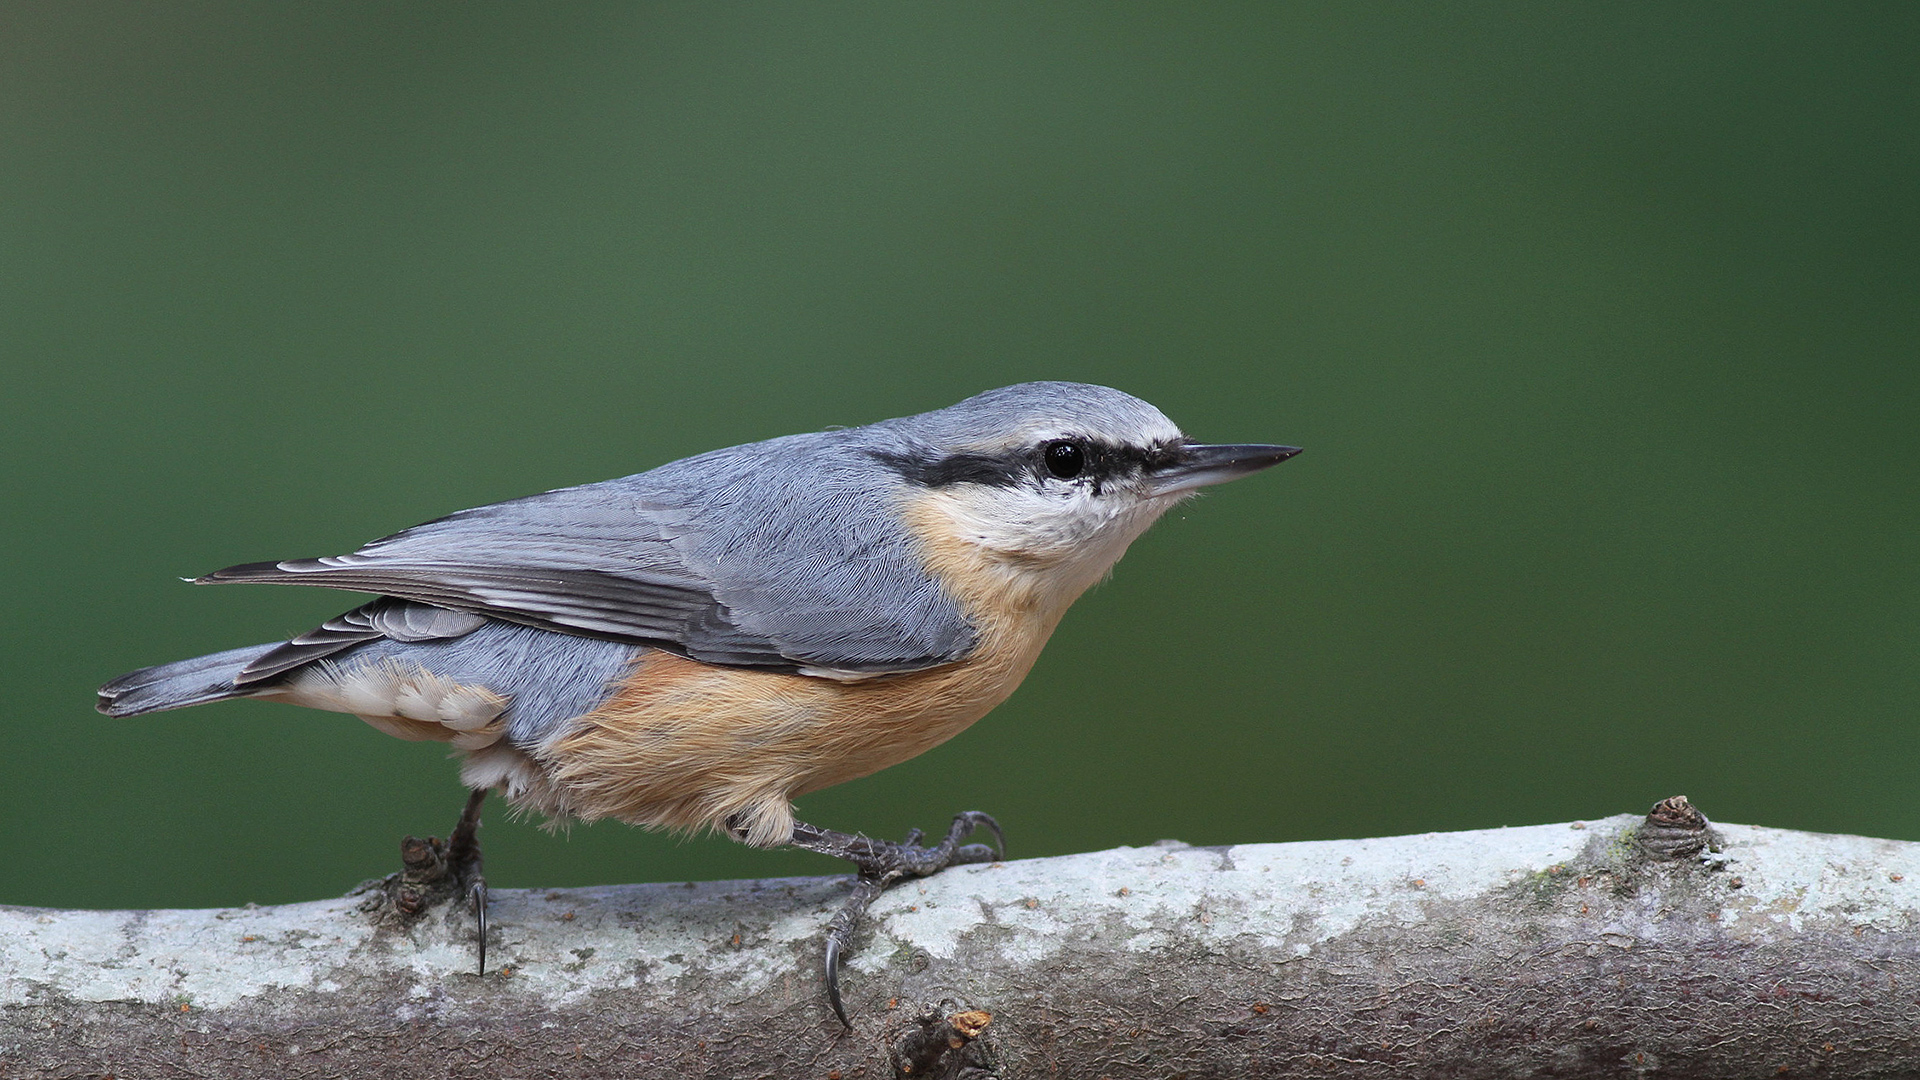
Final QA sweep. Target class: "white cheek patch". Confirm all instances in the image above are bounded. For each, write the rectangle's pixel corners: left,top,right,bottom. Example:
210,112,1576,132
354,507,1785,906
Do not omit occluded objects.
279,660,510,750
938,485,1076,555
928,481,1178,579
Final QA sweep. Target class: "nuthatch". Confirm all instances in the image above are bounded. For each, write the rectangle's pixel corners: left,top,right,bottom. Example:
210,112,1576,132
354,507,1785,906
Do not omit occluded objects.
98,381,1298,1024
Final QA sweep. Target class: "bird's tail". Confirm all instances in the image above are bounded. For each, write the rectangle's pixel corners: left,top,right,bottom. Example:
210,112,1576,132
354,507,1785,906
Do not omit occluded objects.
96,643,281,718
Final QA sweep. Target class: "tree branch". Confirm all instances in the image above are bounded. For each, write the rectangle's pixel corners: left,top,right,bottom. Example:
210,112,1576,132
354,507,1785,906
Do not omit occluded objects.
4,799,1918,1078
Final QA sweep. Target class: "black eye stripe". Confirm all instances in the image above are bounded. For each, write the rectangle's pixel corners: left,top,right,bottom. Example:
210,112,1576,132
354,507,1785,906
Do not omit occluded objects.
869,449,1023,488
872,437,1188,489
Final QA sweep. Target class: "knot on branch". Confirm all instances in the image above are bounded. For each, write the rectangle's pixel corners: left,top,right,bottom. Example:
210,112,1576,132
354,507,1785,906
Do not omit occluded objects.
1637,795,1710,860
352,829,482,933
892,1002,994,1078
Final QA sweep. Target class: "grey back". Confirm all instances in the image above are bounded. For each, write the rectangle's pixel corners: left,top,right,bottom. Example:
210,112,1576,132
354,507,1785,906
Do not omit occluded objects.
198,383,1174,675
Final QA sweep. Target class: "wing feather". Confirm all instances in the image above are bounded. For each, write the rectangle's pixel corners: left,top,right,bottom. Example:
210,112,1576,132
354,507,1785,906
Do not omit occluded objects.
197,435,977,674
234,598,489,685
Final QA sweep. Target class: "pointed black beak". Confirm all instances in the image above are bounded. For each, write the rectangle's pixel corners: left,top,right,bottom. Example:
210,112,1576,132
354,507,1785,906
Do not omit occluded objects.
1147,443,1301,496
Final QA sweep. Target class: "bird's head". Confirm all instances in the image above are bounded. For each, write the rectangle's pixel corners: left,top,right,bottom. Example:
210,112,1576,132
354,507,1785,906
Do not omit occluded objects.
862,382,1299,612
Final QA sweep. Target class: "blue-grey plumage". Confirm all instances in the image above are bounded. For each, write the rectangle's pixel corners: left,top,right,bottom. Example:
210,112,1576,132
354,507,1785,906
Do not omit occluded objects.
96,642,287,716
288,621,640,748
98,382,1299,847
99,602,641,751
197,418,1000,674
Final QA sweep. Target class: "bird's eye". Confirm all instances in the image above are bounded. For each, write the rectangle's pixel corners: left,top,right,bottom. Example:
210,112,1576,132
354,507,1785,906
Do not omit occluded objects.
1043,440,1085,480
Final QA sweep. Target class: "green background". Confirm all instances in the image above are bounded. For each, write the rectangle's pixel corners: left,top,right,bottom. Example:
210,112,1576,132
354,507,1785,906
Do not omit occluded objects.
4,5,1916,910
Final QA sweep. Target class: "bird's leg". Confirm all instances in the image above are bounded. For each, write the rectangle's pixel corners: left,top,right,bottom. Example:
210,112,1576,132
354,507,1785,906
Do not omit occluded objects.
446,787,489,974
386,788,491,974
785,811,1004,1027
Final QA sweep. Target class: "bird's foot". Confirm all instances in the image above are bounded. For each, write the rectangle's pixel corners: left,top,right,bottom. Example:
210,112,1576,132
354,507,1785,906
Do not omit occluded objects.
788,811,1004,1027
370,788,490,973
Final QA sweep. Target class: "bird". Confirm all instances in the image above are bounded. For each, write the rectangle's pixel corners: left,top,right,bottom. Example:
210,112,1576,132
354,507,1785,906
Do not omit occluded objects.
96,381,1298,1025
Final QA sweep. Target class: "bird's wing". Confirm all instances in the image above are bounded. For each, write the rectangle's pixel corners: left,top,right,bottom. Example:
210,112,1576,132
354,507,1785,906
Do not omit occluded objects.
199,437,977,675
233,597,489,685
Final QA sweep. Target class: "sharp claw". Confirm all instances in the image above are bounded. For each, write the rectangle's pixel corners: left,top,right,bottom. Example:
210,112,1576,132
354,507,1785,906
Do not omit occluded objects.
950,811,1005,861
974,813,1007,860
824,934,850,1029
471,878,489,976
819,875,884,1027
950,842,998,865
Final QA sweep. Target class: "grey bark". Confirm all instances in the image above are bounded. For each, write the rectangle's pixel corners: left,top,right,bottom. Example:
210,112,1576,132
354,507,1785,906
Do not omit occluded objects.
3,801,1918,1079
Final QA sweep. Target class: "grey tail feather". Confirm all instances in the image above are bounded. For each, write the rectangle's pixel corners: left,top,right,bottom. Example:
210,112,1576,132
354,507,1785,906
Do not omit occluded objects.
97,643,284,718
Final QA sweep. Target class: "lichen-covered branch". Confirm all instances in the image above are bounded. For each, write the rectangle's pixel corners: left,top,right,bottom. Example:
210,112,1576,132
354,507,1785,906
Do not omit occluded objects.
4,801,1918,1078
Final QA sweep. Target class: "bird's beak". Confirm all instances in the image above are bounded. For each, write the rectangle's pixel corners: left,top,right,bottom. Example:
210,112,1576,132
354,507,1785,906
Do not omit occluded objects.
1148,443,1301,497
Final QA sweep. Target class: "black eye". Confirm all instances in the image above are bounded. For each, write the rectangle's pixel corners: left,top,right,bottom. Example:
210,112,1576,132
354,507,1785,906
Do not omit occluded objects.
1043,440,1085,480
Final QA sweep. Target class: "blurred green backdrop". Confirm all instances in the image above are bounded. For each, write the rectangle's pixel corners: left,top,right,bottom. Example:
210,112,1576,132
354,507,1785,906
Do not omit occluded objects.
3,5,1916,910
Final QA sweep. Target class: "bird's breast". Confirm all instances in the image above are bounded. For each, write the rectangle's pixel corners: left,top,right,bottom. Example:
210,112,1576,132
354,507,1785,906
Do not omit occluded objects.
543,599,1060,846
